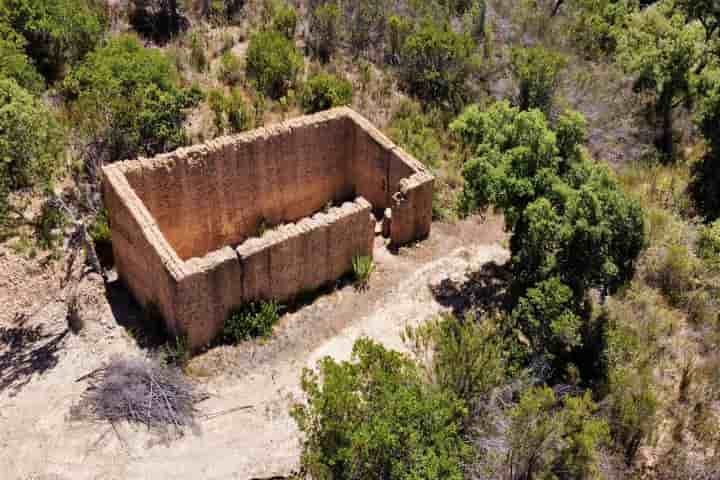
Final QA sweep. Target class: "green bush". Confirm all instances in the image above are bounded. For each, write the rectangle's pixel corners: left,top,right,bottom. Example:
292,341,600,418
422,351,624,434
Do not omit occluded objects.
246,30,303,99
218,50,242,85
352,254,375,289
129,0,188,43
0,0,106,81
0,78,63,191
90,208,111,243
208,87,252,134
307,1,340,62
64,34,201,163
400,21,475,108
301,72,352,113
0,22,43,92
697,220,720,268
510,45,566,115
291,338,470,479
387,100,442,169
35,200,67,249
189,30,208,72
221,300,280,343
271,2,298,39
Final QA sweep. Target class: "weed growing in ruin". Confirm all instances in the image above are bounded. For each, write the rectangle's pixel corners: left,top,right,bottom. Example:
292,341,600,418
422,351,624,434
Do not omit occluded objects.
221,300,281,343
162,334,191,367
352,255,375,290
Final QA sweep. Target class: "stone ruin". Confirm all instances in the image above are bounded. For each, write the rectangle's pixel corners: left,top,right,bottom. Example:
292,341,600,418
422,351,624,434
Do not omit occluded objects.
102,107,434,349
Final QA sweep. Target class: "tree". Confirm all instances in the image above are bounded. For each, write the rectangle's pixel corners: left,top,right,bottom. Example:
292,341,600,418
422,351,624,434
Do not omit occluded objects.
0,21,43,92
0,78,62,191
615,1,702,157
510,45,566,116
0,0,106,81
245,29,303,99
63,34,201,164
301,72,352,113
505,386,610,480
291,338,470,480
306,1,340,62
400,21,475,109
691,68,720,220
451,102,645,375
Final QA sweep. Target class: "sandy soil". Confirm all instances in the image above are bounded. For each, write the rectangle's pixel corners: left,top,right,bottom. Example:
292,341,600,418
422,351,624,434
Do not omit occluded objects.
0,216,506,479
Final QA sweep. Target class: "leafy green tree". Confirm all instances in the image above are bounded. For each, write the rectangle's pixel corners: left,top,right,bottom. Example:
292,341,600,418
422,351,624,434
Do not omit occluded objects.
691,68,720,220
291,338,470,480
0,21,43,92
400,21,475,109
615,1,702,157
403,313,508,415
301,72,352,113
0,78,62,191
270,1,297,39
510,45,566,116
245,29,303,99
0,0,106,80
567,0,637,57
64,34,201,163
505,386,610,479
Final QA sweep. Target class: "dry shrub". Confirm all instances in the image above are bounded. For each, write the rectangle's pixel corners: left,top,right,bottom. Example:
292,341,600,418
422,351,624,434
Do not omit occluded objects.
71,356,205,433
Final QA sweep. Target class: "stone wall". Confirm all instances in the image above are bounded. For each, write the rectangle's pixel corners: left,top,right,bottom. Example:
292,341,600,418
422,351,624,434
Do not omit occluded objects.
103,107,433,349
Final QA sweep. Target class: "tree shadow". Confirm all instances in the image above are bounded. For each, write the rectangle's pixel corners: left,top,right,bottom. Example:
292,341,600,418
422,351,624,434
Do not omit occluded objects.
429,261,512,318
0,323,69,396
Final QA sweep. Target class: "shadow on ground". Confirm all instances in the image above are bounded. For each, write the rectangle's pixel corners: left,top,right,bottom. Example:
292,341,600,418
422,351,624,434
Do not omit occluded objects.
104,278,167,350
0,323,69,396
430,261,512,318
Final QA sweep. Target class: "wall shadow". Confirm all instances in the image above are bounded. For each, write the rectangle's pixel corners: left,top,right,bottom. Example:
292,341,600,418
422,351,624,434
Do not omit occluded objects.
104,278,167,350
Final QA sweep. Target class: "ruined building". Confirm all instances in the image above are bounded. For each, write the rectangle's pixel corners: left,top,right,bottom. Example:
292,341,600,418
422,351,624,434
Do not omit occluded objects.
102,108,434,348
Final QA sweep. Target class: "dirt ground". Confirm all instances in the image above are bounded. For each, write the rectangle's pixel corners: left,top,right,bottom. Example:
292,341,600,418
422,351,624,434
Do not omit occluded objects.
0,215,507,480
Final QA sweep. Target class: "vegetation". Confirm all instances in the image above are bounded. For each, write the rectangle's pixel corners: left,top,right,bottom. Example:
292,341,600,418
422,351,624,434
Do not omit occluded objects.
351,254,375,289
245,29,302,99
221,300,280,343
301,72,352,113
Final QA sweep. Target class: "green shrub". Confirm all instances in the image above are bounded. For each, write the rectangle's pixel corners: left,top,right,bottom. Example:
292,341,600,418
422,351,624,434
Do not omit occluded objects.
387,100,442,169
697,220,720,269
0,0,106,81
189,30,208,72
291,338,470,479
510,45,566,115
89,208,111,244
301,72,352,113
0,22,43,92
218,50,242,85
162,334,190,366
307,1,339,62
647,243,698,306
64,34,202,163
221,300,280,343
271,2,298,39
208,87,252,134
400,21,475,108
35,200,67,249
0,78,63,191
129,0,188,43
246,30,303,99
352,255,375,289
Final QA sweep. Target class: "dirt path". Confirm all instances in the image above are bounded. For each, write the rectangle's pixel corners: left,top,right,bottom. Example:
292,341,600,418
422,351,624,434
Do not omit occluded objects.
0,216,506,480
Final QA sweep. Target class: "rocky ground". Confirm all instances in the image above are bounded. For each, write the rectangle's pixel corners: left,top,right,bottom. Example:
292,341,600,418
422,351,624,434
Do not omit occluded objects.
0,215,506,479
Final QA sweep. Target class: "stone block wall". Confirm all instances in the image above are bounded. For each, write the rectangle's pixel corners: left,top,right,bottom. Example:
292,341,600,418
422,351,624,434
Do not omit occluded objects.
102,108,433,349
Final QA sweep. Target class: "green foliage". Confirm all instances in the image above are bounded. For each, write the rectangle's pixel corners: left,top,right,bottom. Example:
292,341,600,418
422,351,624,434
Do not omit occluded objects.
505,386,610,479
0,22,43,92
245,29,303,99
218,50,242,85
300,72,352,113
351,254,375,289
0,78,62,191
403,313,507,413
510,45,566,115
270,1,297,39
35,199,66,249
0,0,106,80
221,300,280,343
400,21,475,109
387,100,443,169
188,30,208,72
89,208,111,243
291,338,470,480
512,276,582,362
697,220,720,268
162,334,190,366
64,34,201,163
691,68,720,220
208,87,252,135
615,1,702,156
568,0,636,57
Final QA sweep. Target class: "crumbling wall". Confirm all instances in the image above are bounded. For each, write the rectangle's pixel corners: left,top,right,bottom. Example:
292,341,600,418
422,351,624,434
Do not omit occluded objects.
103,107,433,349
